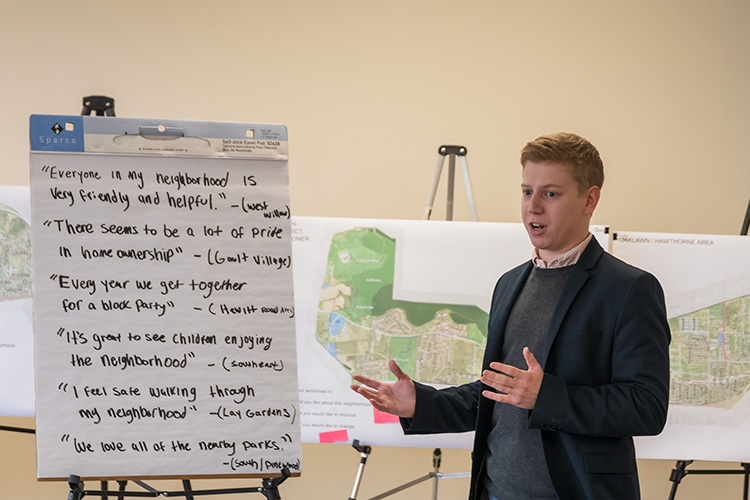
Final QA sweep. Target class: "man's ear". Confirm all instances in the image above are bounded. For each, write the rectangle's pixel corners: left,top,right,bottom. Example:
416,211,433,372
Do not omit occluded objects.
583,186,601,215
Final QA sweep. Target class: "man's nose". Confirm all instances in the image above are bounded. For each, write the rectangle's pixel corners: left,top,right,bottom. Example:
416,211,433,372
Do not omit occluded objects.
527,194,543,213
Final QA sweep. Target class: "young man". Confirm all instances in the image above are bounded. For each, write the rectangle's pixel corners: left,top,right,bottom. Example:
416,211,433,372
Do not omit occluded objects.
351,133,671,500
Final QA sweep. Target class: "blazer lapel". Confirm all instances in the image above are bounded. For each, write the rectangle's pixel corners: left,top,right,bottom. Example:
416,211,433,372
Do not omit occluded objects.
484,262,532,367
542,238,604,364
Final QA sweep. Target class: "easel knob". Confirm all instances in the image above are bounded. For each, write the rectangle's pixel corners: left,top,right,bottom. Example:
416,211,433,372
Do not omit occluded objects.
67,474,84,500
438,145,467,156
81,95,115,116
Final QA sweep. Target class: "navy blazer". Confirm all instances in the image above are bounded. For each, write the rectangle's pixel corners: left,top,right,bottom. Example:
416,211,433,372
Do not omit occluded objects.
402,238,671,500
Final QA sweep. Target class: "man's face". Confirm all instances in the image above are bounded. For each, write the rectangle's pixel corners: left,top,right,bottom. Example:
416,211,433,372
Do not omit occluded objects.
521,160,600,262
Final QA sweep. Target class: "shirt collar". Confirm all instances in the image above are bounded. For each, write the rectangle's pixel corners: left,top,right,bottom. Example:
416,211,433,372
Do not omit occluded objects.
532,233,593,269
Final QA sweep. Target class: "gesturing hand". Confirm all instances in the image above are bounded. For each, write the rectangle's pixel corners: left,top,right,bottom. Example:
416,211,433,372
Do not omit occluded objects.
350,359,416,418
480,347,543,410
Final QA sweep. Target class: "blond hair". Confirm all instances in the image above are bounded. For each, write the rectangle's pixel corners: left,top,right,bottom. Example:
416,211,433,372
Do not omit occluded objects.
520,132,604,193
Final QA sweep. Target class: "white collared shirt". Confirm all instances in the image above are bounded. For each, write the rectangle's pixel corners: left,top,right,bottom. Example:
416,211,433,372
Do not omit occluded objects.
532,233,593,269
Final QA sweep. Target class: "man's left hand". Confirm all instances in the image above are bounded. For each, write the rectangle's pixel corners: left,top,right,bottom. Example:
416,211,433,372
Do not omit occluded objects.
480,347,543,410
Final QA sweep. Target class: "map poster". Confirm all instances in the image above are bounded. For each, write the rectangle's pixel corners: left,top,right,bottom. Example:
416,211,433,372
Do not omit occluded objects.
291,216,609,448
0,186,34,417
613,231,750,462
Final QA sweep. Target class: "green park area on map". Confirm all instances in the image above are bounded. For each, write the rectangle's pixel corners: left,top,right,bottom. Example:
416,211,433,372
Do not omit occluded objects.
669,294,750,408
316,227,488,386
0,206,32,300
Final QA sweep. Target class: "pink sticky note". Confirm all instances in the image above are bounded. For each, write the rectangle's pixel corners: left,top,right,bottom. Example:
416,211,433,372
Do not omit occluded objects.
318,429,349,443
373,407,400,424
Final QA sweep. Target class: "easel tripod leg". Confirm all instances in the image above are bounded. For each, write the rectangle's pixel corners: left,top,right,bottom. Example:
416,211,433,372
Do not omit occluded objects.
459,156,478,221
116,480,127,500
423,155,446,220
432,448,441,500
741,197,750,235
349,439,372,500
182,479,194,500
349,454,369,500
446,154,455,220
667,460,692,500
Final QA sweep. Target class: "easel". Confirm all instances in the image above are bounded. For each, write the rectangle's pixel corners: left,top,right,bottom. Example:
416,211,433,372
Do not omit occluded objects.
423,145,478,221
66,470,291,500
666,461,750,500
346,144,476,499
665,197,750,499
347,440,469,500
52,96,293,500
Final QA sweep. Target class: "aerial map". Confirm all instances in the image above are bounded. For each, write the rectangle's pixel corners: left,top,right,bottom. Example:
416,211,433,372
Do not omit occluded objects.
0,187,34,417
613,231,750,462
315,227,488,386
668,285,750,409
0,203,32,301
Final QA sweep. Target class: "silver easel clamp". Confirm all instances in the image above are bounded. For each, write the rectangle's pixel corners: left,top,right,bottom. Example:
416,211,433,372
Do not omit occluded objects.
423,145,478,222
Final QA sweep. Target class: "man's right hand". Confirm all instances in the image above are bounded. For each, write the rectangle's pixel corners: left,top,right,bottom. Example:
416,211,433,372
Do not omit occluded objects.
350,359,416,418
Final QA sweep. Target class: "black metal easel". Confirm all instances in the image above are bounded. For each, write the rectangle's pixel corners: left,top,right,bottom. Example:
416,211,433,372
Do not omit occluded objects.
58,96,293,500
667,461,750,500
66,470,291,500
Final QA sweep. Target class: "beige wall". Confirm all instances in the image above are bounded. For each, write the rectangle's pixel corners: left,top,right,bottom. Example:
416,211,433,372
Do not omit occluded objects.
2,1,749,498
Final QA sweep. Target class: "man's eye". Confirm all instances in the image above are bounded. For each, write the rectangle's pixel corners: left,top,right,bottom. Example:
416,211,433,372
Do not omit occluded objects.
523,189,532,196
546,192,557,198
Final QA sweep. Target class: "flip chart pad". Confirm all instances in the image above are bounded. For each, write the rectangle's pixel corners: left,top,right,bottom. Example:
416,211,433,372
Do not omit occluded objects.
29,115,301,480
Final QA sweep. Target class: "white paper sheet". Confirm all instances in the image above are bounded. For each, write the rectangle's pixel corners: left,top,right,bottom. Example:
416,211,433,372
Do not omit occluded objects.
30,116,301,479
